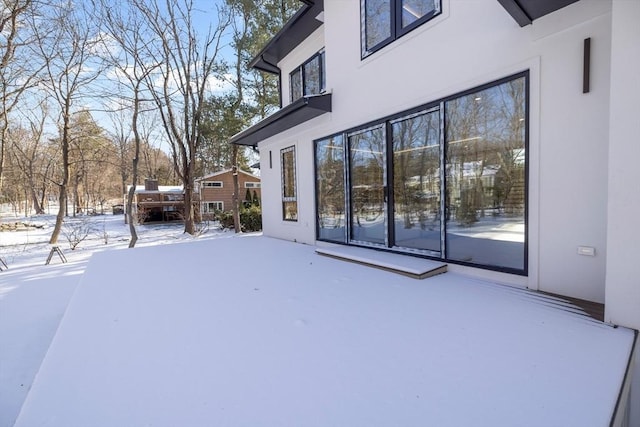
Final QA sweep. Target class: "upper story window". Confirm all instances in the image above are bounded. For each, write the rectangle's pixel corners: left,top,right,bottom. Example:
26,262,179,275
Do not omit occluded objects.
203,181,223,188
290,50,326,103
362,0,441,58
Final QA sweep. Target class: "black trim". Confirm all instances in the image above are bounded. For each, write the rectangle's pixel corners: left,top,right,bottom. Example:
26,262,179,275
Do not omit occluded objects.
229,94,332,147
362,0,442,59
249,0,324,74
583,38,591,94
498,0,580,27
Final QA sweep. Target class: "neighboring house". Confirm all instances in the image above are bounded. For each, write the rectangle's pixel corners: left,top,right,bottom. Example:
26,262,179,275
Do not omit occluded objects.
196,169,261,219
231,0,639,422
126,179,190,223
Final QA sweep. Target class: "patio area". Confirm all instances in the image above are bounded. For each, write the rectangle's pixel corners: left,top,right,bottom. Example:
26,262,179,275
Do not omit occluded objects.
14,236,637,427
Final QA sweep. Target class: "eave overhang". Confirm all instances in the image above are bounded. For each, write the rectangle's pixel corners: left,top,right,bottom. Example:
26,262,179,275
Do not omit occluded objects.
498,0,580,26
249,0,324,74
230,94,332,147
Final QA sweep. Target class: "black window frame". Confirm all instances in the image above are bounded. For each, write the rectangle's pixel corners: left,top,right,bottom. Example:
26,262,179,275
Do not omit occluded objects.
313,71,529,276
289,50,326,103
361,0,442,58
281,145,298,222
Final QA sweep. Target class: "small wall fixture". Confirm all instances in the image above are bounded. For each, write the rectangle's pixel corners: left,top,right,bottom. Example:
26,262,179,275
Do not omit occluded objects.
583,38,591,94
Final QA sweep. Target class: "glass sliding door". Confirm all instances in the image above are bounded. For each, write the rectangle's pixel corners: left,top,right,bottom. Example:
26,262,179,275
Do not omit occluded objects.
314,72,528,274
349,126,387,245
444,76,526,271
316,135,347,242
391,108,441,254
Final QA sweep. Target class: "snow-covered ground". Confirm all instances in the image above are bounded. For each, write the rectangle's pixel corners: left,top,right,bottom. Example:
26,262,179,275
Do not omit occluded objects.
0,213,235,427
1,213,636,427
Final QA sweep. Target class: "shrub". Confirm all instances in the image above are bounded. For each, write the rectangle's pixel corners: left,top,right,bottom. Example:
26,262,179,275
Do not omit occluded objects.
216,206,262,232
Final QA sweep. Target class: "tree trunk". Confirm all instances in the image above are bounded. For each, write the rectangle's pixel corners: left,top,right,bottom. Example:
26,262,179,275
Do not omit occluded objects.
126,185,137,248
231,147,242,233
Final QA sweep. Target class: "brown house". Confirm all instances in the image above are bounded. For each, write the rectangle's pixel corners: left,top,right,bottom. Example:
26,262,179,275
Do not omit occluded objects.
126,179,195,223
196,169,261,219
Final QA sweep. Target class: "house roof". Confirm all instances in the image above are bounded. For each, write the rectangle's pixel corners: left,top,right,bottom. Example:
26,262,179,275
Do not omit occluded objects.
249,0,324,74
196,168,260,181
127,185,183,194
229,94,332,147
497,0,580,26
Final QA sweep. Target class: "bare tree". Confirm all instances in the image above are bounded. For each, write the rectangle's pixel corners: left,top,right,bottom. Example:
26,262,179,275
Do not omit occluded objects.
93,0,164,247
6,99,51,214
32,1,103,244
134,0,231,235
0,0,44,193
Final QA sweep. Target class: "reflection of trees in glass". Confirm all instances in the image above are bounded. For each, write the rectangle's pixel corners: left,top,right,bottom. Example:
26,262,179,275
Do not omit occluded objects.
392,111,440,230
303,55,321,96
281,146,297,220
364,0,391,51
402,0,438,28
349,128,385,225
290,70,302,102
445,77,526,225
316,136,345,232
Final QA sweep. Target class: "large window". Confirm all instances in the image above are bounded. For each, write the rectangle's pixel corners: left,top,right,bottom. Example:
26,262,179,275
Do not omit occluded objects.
361,0,441,57
281,146,298,221
445,77,527,271
290,50,326,103
315,73,528,274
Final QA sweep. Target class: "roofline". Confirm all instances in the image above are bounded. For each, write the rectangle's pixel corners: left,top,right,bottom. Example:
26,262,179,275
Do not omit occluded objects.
196,168,260,181
248,0,324,74
229,93,332,147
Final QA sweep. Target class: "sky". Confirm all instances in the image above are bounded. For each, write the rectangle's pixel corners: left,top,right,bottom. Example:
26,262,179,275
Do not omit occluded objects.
0,211,636,427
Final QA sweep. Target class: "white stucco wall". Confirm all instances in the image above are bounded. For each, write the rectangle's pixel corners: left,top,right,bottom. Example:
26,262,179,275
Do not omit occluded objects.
258,0,616,303
605,1,640,422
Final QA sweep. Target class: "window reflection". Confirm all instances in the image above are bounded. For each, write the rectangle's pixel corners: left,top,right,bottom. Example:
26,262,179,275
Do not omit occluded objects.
281,146,298,221
445,77,526,270
290,51,325,103
316,136,346,242
392,110,441,253
364,0,391,52
402,0,438,28
349,127,386,245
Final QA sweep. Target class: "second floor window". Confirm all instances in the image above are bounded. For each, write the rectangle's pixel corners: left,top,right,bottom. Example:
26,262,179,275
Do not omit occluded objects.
362,0,441,58
290,50,325,103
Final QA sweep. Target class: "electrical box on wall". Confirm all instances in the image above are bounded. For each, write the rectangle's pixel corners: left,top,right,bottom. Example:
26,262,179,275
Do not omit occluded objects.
577,246,596,256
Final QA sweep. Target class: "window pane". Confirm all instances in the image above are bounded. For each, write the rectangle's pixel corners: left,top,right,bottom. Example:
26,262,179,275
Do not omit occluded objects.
364,0,391,52
402,0,438,28
316,136,346,242
445,77,527,271
281,146,298,221
290,69,302,102
349,127,386,245
303,55,321,96
392,110,441,253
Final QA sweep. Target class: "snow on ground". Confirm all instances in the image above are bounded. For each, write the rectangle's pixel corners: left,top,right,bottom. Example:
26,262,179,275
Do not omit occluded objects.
2,216,635,427
0,213,235,427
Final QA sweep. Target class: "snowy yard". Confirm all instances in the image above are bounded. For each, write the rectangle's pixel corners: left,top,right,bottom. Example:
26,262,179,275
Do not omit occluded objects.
1,214,636,427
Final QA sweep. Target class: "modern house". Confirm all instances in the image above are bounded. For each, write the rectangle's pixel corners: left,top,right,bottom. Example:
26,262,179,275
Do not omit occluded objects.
196,169,261,219
126,179,190,223
230,0,639,422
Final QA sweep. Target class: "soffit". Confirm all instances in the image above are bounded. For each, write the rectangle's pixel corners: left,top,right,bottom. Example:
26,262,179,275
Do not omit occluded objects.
249,0,324,74
229,94,332,147
498,0,580,26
